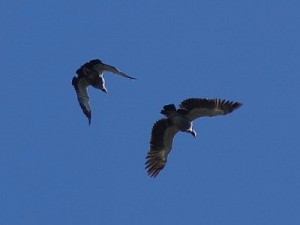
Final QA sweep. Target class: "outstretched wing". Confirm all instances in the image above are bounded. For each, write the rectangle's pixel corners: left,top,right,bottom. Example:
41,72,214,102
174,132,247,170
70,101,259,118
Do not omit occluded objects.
95,63,136,80
145,118,179,177
72,77,92,125
78,59,136,79
179,98,242,121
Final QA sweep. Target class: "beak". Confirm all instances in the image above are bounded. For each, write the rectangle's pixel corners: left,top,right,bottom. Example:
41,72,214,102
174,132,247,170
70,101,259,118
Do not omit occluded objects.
187,129,196,138
191,130,197,138
101,88,108,94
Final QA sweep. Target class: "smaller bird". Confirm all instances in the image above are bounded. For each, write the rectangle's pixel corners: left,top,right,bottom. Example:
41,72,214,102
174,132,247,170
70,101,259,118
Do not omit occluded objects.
72,59,135,125
145,98,242,177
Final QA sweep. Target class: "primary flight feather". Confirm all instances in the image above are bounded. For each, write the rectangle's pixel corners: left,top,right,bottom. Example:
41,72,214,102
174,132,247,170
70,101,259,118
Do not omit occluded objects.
72,59,135,125
145,97,242,177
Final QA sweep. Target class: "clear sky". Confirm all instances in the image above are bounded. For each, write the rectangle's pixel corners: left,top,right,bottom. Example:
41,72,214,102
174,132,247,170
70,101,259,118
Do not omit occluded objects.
1,1,300,224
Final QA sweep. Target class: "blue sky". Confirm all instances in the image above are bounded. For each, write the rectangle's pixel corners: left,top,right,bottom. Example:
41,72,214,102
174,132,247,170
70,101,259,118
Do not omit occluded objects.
1,1,300,224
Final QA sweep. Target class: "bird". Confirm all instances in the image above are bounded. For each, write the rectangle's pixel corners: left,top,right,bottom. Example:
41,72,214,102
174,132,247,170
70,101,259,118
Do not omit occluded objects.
145,97,242,177
72,59,136,125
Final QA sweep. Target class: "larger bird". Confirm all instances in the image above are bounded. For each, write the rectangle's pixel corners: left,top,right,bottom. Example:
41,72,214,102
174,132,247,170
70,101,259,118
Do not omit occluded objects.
145,98,242,177
72,59,135,125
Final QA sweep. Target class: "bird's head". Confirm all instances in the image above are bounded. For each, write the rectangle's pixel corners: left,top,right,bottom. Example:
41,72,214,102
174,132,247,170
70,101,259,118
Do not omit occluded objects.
101,87,108,94
188,129,197,138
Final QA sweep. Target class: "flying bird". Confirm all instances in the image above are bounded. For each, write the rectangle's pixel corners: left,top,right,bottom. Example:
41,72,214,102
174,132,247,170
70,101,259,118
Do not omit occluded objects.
72,59,135,125
145,98,242,177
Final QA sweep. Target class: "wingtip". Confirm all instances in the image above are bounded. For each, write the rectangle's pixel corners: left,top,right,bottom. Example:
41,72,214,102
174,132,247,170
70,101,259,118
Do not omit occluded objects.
86,111,92,126
126,75,136,80
148,173,158,178
231,101,243,112
147,169,161,178
145,167,159,178
88,115,91,126
122,72,136,80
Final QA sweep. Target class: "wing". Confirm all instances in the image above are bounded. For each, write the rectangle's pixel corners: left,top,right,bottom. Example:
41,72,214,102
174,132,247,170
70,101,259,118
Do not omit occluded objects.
179,98,242,121
95,63,136,80
72,77,92,125
145,118,179,177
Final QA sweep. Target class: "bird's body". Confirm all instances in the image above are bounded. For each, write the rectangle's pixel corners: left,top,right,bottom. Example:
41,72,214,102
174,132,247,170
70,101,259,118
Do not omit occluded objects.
72,59,135,125
145,98,242,177
161,104,195,135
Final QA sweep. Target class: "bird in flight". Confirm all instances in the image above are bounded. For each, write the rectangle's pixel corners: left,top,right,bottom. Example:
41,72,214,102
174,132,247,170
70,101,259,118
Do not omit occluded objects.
145,98,242,177
72,59,136,125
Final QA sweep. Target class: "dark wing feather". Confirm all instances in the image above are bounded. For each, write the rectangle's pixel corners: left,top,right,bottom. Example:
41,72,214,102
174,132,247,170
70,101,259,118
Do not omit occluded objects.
145,118,179,177
160,104,177,116
76,59,102,77
82,59,102,70
179,98,242,121
76,66,89,78
94,63,136,80
87,59,102,67
72,77,92,125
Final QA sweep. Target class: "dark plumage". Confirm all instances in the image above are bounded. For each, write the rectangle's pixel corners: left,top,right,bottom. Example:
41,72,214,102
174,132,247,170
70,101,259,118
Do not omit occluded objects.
72,59,135,125
145,97,242,177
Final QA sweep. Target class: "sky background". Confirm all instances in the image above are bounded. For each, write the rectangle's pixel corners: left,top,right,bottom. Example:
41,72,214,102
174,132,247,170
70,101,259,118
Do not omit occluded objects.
1,1,300,224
